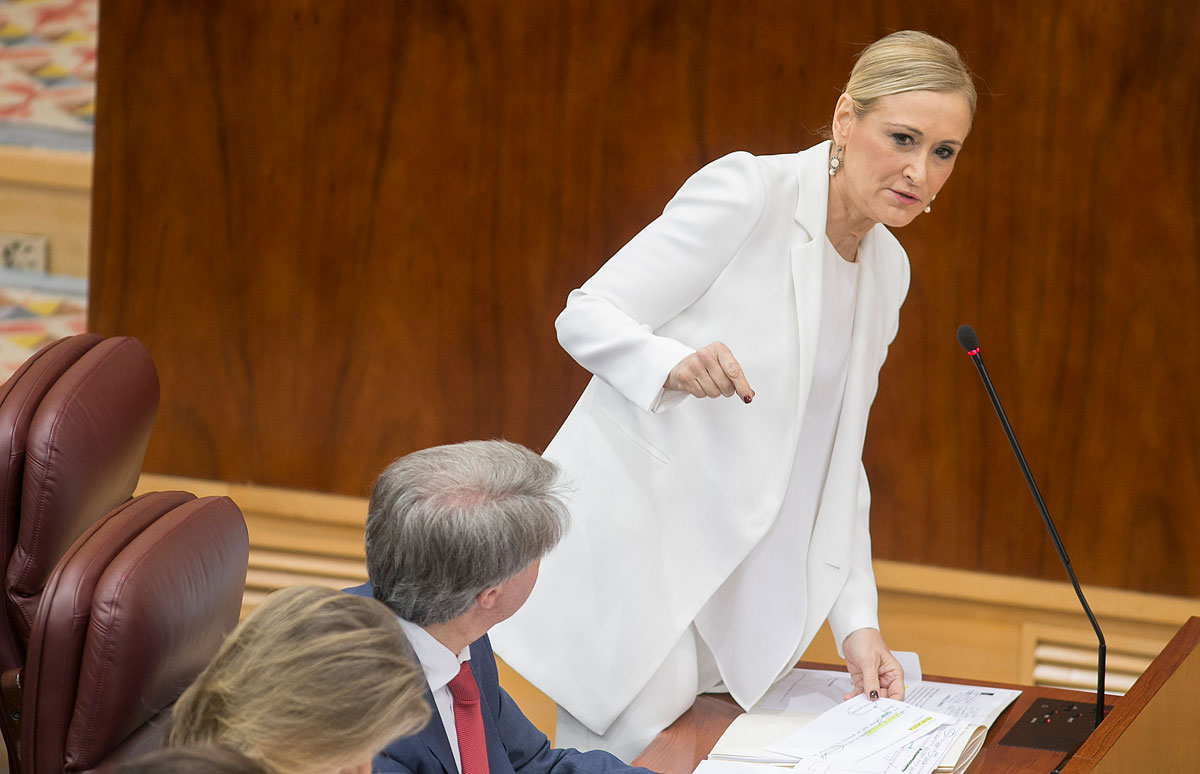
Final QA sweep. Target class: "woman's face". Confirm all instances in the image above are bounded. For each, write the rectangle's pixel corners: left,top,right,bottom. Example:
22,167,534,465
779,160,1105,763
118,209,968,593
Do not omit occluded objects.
833,89,972,228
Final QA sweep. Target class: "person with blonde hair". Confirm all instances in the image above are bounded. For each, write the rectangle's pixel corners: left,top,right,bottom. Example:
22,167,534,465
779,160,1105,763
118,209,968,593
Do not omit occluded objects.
490,30,977,761
159,585,431,774
117,744,267,774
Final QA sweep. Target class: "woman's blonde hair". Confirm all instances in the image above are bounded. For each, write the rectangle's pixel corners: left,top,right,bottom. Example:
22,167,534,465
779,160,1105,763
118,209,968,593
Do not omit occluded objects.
844,30,977,119
168,586,431,774
118,744,266,774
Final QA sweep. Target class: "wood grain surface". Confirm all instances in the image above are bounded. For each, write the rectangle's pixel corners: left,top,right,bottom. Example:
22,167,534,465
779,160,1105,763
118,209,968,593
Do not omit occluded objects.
1066,617,1200,772
90,1,1200,596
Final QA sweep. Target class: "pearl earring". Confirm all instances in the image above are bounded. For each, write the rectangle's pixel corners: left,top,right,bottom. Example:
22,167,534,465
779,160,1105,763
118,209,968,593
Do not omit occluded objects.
828,144,843,176
924,193,937,214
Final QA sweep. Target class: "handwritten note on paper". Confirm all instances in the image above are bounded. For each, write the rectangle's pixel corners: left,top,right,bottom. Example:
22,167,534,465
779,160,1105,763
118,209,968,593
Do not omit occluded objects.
765,696,956,764
903,681,1022,727
757,667,1019,728
788,720,978,774
711,666,1018,774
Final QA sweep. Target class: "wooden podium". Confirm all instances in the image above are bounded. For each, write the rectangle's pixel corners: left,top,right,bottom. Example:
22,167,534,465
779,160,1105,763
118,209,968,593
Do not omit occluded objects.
633,617,1199,774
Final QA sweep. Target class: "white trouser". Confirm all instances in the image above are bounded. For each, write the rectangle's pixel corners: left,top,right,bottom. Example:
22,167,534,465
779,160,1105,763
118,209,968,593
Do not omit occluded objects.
553,624,723,763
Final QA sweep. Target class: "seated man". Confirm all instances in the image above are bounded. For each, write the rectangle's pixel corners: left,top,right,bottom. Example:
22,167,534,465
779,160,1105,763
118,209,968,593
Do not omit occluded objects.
348,440,654,774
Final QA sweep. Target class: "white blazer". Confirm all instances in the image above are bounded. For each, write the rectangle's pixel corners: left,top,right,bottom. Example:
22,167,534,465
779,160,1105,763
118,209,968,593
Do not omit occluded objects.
491,141,911,735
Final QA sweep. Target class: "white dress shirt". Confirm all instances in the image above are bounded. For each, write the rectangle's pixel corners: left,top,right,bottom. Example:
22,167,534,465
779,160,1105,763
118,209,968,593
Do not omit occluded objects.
399,618,473,772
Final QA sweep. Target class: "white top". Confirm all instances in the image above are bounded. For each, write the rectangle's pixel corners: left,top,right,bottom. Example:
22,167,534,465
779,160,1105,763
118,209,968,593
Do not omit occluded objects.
399,618,473,772
694,238,860,708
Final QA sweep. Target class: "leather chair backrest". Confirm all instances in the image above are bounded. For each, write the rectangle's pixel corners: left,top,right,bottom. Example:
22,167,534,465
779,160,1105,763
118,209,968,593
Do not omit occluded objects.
0,335,103,667
21,491,249,774
0,336,159,666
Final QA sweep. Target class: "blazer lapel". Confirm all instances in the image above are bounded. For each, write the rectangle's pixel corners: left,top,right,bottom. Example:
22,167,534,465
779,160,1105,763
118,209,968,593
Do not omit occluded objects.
841,228,884,430
477,670,509,774
418,688,459,774
788,140,834,417
422,646,507,774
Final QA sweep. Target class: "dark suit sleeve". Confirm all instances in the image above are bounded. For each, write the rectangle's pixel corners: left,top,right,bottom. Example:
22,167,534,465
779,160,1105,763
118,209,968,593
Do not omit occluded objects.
495,684,657,774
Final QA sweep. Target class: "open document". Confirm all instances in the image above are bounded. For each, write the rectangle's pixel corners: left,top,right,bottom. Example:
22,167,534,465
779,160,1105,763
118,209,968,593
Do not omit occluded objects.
768,695,978,774
702,667,1020,774
758,668,1021,727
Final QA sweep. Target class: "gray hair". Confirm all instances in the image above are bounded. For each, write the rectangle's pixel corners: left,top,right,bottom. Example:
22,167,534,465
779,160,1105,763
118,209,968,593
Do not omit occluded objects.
365,440,569,626
844,30,977,119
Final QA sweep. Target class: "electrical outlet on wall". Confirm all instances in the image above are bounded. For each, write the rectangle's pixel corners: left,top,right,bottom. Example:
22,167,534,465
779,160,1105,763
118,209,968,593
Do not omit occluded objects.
0,232,50,273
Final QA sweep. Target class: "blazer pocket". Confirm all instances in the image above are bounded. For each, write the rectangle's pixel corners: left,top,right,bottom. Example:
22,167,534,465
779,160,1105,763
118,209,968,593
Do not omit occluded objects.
595,408,673,465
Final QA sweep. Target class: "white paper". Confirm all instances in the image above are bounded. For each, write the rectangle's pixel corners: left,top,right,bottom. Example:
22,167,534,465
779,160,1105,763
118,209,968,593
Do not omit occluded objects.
709,713,819,764
784,718,979,774
938,724,987,774
872,721,972,774
758,669,852,714
692,759,792,774
901,680,1022,727
766,696,955,764
893,650,923,683
757,668,1018,729
719,666,1018,774
789,720,967,774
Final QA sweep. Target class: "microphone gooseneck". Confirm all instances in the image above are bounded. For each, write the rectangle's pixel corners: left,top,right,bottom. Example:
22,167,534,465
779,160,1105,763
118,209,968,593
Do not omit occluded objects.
956,325,1107,731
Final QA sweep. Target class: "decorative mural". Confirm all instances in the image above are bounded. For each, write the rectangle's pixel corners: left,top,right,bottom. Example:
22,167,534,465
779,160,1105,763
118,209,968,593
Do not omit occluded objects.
0,0,97,150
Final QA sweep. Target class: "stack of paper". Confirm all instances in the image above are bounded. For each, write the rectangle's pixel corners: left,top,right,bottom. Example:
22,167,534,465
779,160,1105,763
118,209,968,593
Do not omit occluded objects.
767,695,981,774
696,666,1020,774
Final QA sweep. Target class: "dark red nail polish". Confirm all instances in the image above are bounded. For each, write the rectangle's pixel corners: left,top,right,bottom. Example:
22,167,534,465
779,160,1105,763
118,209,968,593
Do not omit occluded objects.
743,395,752,404
870,690,879,700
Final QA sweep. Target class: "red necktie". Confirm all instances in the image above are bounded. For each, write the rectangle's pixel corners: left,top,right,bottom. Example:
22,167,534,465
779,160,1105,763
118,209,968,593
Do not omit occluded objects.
447,661,489,774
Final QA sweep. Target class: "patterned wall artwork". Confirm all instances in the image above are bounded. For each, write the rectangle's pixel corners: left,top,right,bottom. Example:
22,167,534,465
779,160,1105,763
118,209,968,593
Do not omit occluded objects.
0,0,96,150
0,283,86,377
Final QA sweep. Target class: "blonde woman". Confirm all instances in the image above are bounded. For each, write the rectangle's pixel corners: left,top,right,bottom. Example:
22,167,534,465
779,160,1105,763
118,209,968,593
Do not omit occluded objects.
155,585,430,774
491,30,977,761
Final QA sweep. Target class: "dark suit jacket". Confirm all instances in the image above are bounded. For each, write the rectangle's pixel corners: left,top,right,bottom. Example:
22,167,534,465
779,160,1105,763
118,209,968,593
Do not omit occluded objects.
345,583,652,774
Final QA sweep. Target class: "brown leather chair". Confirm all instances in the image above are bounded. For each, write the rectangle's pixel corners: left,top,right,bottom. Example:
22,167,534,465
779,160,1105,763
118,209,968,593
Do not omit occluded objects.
1,335,158,655
20,491,248,774
0,335,159,765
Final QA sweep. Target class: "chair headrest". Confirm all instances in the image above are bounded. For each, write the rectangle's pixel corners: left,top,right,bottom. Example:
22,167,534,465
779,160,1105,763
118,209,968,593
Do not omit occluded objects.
22,492,248,773
0,335,103,584
3,336,160,646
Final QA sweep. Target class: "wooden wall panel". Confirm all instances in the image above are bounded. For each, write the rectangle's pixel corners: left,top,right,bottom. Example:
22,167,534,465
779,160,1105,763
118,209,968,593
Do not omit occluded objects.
90,1,1200,597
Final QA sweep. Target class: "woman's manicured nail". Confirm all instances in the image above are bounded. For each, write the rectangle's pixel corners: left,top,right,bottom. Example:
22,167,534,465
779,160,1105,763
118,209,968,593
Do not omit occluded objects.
743,395,752,404
869,690,879,700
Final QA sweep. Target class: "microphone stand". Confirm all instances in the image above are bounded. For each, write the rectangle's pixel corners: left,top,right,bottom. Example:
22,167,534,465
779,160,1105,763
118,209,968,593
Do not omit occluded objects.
956,326,1107,767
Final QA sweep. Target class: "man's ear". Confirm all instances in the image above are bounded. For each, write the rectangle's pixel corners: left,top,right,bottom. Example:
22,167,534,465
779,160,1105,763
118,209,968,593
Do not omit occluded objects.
475,584,502,610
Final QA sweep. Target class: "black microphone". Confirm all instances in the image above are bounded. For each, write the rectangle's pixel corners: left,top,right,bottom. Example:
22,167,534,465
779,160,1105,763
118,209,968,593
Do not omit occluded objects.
955,325,1107,743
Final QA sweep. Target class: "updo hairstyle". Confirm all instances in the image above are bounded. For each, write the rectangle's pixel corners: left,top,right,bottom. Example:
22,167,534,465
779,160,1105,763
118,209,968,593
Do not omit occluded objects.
843,30,977,119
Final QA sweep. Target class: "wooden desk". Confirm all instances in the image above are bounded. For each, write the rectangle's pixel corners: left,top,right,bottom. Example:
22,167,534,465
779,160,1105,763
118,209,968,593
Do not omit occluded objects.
633,618,1200,773
632,662,1108,774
